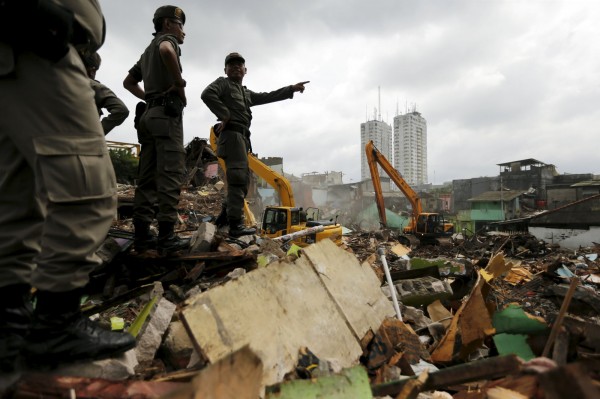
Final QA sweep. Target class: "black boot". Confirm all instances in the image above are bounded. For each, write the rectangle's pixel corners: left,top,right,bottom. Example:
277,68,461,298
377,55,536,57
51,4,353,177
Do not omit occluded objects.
133,220,156,253
157,221,190,256
22,289,136,367
228,220,256,237
0,284,33,373
214,206,228,228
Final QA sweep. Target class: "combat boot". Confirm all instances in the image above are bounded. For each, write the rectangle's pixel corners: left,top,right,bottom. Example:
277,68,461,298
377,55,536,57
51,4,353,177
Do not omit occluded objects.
214,206,228,228
228,220,256,237
0,284,33,373
22,289,136,368
133,220,157,253
157,221,190,256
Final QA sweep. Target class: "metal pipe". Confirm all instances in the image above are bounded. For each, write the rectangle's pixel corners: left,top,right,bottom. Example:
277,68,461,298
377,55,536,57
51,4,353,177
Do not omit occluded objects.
378,247,402,321
272,225,325,242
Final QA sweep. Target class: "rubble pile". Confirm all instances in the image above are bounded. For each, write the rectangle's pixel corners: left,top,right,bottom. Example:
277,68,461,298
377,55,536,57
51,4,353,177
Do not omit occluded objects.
2,185,600,399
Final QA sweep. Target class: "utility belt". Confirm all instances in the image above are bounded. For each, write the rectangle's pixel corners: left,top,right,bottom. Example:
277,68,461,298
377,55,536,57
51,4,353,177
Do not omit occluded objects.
147,97,166,109
146,93,185,117
225,122,252,153
225,122,251,137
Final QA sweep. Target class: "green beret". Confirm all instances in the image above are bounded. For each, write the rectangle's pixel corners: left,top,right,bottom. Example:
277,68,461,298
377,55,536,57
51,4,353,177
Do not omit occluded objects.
153,5,185,25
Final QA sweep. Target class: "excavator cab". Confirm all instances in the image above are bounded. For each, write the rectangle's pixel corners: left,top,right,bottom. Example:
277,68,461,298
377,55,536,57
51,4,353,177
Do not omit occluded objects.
262,207,290,236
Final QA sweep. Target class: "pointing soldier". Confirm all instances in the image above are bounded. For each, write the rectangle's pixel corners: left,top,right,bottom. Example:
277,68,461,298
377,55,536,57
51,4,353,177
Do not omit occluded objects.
201,52,309,236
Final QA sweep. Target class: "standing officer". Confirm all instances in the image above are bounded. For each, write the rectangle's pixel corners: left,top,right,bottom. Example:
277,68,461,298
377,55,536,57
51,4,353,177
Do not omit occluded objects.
80,51,130,135
201,52,309,236
0,0,136,372
123,5,189,255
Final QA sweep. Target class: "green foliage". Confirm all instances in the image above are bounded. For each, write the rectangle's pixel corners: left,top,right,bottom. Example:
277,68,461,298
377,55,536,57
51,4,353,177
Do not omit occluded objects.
109,149,139,184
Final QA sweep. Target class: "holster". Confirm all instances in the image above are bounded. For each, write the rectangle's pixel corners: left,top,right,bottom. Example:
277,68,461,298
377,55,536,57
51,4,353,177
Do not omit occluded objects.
164,93,185,117
133,101,146,130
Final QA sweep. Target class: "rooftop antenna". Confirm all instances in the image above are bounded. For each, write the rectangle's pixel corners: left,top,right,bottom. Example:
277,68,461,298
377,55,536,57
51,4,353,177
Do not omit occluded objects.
378,86,381,121
396,99,399,117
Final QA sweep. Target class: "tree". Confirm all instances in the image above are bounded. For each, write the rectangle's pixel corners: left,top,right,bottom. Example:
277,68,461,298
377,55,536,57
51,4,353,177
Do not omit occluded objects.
109,149,139,185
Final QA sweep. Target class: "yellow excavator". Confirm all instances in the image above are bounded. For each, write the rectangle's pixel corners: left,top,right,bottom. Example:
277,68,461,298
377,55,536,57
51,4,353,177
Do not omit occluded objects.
210,127,342,246
366,140,454,246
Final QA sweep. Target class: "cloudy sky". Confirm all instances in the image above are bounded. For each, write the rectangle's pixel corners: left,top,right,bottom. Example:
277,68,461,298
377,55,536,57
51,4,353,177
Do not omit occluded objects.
99,0,599,185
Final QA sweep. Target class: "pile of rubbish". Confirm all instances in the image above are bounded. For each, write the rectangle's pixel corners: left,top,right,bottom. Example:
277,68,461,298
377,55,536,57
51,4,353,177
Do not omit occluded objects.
2,183,599,399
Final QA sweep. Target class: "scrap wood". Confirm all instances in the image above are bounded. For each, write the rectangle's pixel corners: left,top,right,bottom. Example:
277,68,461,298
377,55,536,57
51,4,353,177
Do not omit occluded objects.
178,239,392,386
171,249,253,262
8,373,184,398
396,370,429,399
264,365,372,399
542,277,579,357
537,362,600,399
371,354,521,397
365,317,429,371
160,345,263,399
431,273,495,363
481,252,512,282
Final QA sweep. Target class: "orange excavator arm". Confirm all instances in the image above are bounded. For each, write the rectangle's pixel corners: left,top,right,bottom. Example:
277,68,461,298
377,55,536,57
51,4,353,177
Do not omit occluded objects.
365,140,423,228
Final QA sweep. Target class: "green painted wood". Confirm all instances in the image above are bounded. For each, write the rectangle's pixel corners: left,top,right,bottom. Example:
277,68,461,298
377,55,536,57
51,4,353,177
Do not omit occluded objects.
266,366,372,399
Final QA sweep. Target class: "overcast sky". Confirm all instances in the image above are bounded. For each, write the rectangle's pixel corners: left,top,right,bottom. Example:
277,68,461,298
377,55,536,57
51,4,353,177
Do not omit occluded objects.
99,0,599,185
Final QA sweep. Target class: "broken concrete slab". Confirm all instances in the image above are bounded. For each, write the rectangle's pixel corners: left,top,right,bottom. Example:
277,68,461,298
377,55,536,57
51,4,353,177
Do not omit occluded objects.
392,276,454,307
189,222,216,254
136,298,177,363
179,239,393,387
162,320,195,370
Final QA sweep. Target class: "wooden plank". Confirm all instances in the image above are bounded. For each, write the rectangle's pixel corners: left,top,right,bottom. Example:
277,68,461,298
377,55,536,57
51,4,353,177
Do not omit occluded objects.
302,239,395,340
179,240,365,387
265,366,372,399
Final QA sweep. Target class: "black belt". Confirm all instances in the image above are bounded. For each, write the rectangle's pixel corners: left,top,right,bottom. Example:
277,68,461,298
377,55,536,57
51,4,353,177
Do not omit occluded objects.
147,97,165,108
226,123,250,135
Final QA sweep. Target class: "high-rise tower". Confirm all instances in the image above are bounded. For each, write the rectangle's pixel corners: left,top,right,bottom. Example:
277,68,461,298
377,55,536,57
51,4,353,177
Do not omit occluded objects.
393,110,428,186
360,117,392,181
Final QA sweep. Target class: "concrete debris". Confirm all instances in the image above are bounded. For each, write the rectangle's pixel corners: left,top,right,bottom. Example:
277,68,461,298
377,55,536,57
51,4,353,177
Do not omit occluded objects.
3,180,600,399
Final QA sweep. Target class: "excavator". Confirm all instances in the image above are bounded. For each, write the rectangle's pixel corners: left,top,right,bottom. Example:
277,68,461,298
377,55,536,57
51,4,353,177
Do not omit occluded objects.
209,127,342,246
366,140,454,247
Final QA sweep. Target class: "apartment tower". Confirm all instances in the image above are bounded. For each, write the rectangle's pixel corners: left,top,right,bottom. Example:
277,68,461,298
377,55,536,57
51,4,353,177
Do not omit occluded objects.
393,111,428,186
360,117,392,181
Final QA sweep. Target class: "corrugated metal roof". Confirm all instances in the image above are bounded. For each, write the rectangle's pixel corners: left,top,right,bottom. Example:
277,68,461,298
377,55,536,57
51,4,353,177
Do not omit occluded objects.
571,180,600,187
496,158,547,167
467,190,524,202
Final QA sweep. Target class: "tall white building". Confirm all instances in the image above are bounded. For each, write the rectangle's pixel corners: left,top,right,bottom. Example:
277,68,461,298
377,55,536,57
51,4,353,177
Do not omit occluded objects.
393,111,428,186
360,119,392,181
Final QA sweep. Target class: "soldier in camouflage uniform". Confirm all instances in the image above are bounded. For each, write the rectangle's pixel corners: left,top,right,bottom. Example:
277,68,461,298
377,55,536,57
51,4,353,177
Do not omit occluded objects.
123,5,189,255
201,52,309,236
0,0,136,372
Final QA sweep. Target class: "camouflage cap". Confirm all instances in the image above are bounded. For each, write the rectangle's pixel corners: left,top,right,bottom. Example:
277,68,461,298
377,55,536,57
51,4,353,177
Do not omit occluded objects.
153,5,186,24
225,52,245,66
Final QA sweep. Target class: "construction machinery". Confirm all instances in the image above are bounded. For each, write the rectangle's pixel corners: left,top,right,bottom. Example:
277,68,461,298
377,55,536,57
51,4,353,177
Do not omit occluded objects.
366,140,454,246
209,127,342,246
